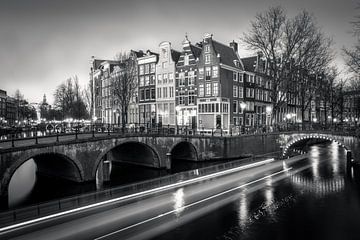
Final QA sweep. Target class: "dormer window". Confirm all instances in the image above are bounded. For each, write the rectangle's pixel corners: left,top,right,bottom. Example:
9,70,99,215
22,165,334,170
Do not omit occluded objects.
233,60,240,67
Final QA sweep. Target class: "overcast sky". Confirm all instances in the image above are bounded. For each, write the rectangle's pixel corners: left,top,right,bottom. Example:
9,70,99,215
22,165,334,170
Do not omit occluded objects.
0,0,358,104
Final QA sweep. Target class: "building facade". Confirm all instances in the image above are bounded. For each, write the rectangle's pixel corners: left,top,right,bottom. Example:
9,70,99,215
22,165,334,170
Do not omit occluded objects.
156,42,180,126
196,34,244,132
137,50,158,127
241,54,273,127
174,36,201,128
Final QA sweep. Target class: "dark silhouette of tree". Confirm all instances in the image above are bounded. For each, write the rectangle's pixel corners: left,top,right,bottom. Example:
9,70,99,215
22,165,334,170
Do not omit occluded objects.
53,76,89,120
112,53,138,127
242,6,333,124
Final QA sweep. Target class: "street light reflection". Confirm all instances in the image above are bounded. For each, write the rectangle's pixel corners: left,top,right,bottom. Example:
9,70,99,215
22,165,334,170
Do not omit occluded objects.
173,188,185,217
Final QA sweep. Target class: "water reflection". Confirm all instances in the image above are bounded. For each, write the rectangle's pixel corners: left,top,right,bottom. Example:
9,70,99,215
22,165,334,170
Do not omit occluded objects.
173,188,185,217
8,159,37,208
310,145,320,180
238,191,248,227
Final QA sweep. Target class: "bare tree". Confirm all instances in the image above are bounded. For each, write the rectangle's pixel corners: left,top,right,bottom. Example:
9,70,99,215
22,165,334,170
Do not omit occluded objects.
242,7,333,124
112,53,138,128
343,16,360,74
54,76,89,120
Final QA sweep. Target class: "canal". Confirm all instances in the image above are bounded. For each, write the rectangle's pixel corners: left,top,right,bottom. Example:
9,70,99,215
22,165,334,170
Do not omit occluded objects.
149,142,360,240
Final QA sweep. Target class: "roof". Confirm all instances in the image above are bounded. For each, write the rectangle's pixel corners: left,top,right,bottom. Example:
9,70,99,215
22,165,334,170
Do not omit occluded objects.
131,50,145,58
190,44,202,58
212,40,243,70
241,56,257,72
171,49,181,63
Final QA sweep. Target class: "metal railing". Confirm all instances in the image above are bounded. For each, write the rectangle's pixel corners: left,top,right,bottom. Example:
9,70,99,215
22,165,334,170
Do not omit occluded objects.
0,123,358,149
0,151,281,228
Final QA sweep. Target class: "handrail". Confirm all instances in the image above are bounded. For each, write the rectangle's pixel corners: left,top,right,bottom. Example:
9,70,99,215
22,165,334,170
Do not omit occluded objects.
0,123,358,150
0,151,281,228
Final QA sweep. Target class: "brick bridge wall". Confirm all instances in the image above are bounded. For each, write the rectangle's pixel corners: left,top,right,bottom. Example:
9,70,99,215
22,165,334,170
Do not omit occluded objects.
0,132,358,196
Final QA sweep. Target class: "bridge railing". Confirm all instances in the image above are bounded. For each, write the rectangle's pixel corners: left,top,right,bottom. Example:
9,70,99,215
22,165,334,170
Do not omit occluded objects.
0,151,282,228
0,123,358,149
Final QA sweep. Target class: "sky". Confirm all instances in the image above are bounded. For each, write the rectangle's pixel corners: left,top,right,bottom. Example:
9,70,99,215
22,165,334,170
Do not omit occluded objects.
0,0,358,104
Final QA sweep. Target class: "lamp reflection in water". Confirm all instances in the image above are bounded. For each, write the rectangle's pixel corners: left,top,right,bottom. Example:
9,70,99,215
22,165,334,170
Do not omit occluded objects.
310,145,320,180
173,188,185,217
329,141,340,176
238,191,248,227
265,178,274,217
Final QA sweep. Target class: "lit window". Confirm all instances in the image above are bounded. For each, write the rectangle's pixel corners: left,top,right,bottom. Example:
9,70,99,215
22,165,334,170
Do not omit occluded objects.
212,66,218,78
213,82,218,96
205,45,210,53
205,54,211,64
199,84,204,97
198,68,204,79
206,83,211,95
145,76,150,85
188,71,195,85
205,67,211,80
179,72,185,86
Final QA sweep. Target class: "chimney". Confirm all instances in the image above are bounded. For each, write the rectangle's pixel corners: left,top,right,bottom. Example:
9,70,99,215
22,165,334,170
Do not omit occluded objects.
230,40,238,52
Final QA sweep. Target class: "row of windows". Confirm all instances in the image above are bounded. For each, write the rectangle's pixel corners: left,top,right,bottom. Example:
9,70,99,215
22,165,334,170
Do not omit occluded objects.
139,88,156,101
157,73,174,85
178,71,195,86
157,87,174,99
254,89,271,102
198,103,229,113
198,66,218,79
139,63,156,75
139,75,156,86
177,95,196,105
199,83,219,97
232,100,245,114
233,86,244,98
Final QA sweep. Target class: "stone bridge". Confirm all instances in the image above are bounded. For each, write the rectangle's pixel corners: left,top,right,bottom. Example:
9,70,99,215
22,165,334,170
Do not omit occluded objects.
0,131,359,197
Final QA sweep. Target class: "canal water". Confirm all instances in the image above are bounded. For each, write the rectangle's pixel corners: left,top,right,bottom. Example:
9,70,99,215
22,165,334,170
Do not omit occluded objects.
150,142,360,240
4,152,232,210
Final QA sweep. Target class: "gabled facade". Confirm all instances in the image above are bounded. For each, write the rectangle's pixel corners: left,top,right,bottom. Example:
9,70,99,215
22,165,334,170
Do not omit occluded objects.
196,34,243,132
137,50,158,126
241,53,273,127
155,42,180,126
127,50,144,125
175,36,201,128
91,58,119,122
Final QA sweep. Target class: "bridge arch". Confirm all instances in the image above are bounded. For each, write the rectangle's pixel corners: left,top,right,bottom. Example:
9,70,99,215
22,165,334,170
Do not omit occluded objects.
282,134,349,157
170,141,198,161
93,140,162,178
2,150,84,196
